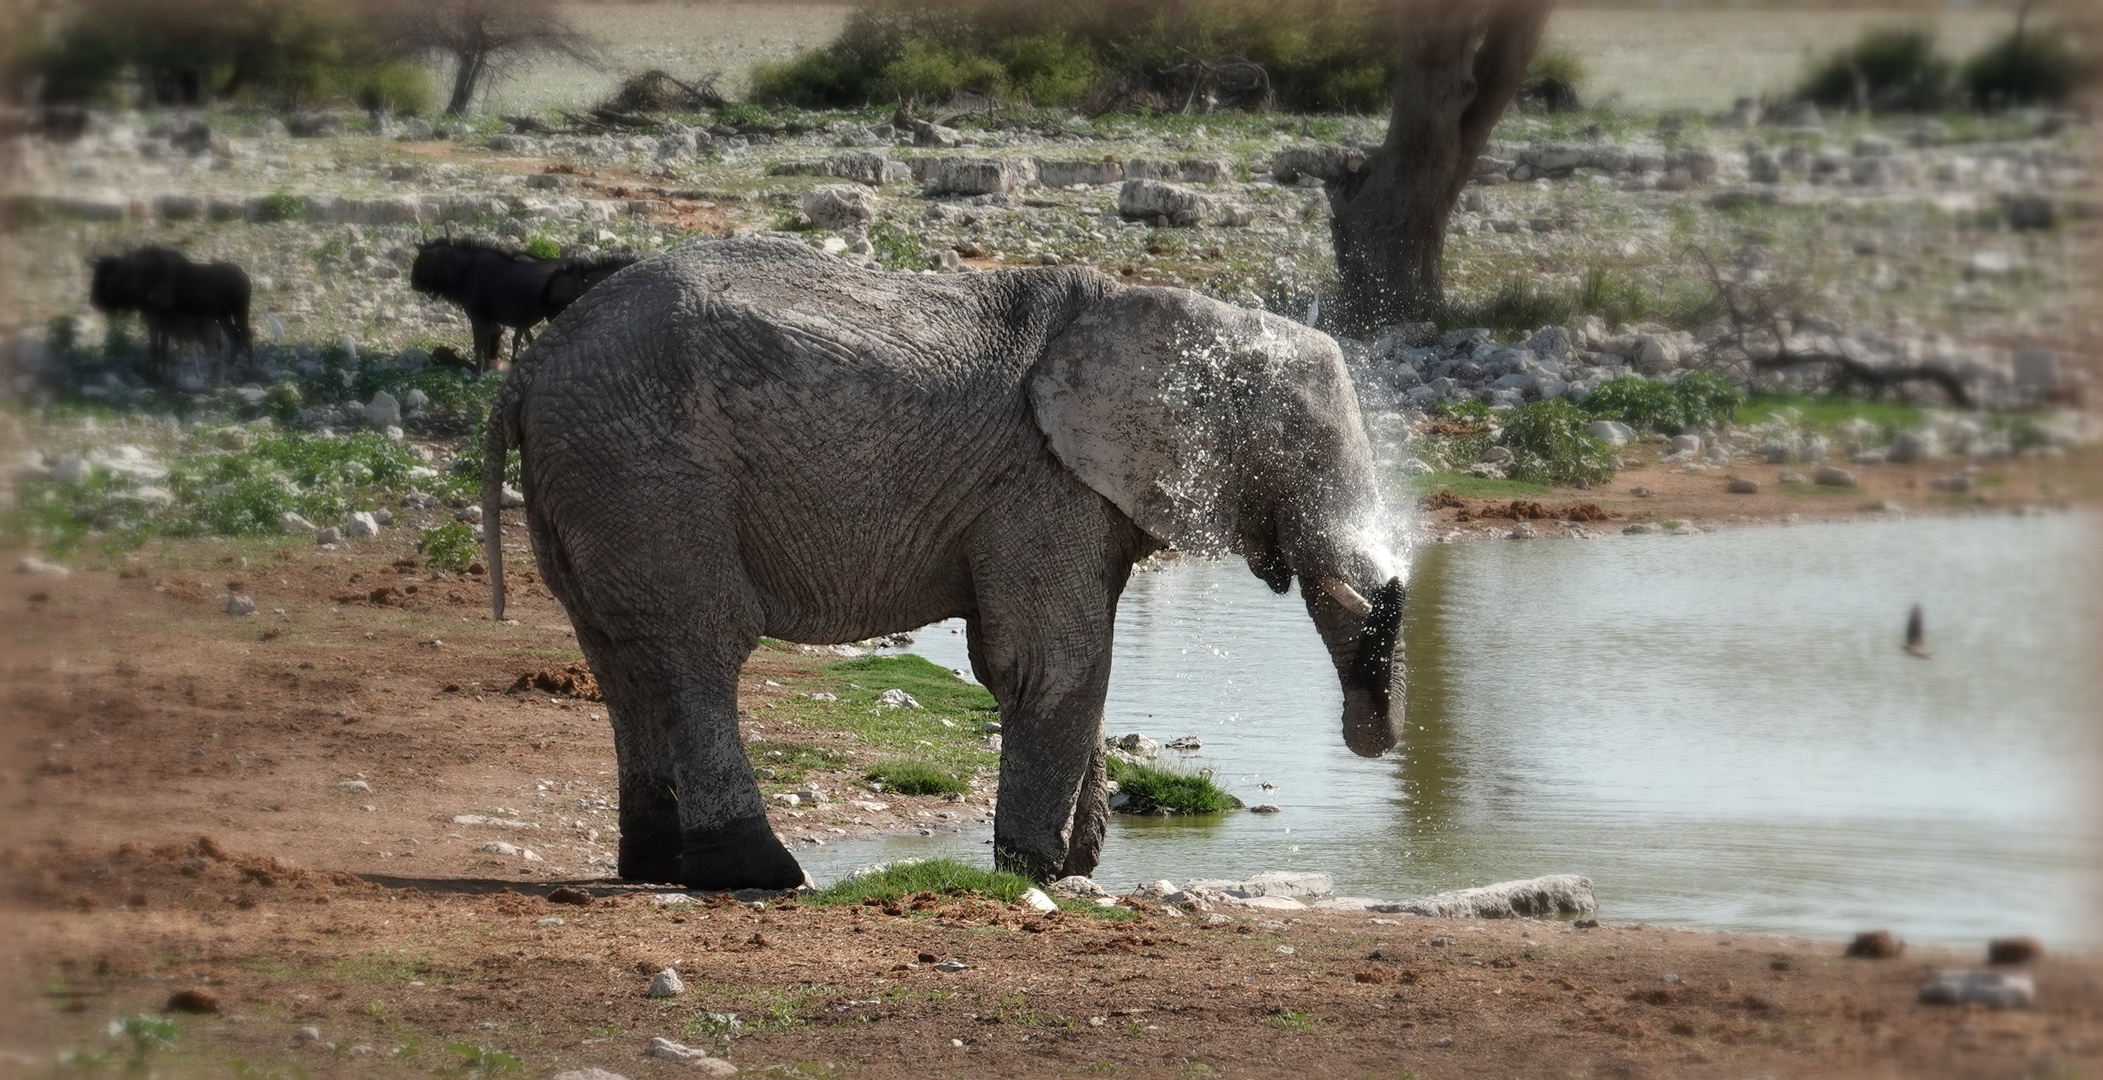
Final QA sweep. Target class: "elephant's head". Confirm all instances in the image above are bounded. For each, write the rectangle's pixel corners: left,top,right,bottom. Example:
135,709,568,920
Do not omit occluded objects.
1029,286,1407,757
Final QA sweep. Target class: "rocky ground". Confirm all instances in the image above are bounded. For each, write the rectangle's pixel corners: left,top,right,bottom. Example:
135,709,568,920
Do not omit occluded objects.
6,528,2102,1080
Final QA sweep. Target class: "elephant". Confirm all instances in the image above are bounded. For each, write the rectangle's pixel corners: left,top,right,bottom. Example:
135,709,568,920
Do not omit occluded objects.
480,236,1406,890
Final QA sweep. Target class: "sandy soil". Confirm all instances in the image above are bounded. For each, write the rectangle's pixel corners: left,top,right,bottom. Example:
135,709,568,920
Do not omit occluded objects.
3,507,2100,1077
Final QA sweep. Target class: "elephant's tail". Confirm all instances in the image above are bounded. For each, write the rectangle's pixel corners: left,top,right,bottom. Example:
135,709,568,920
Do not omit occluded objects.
482,375,521,621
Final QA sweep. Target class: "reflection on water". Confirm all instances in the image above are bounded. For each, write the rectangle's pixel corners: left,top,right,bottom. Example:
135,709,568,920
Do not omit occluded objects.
803,515,2099,944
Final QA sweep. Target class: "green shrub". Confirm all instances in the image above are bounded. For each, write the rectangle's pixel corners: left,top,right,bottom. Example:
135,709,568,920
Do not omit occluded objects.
1582,372,1744,435
1797,28,1952,112
350,60,434,117
1497,400,1616,487
866,759,970,796
523,234,562,261
1106,756,1236,814
418,522,478,572
805,858,1033,906
1963,28,2087,109
747,0,1406,112
259,190,305,223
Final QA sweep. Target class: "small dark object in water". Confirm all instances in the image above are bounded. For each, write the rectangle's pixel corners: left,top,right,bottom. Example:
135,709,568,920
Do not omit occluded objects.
1845,930,1902,958
1904,602,1932,658
1988,937,2043,965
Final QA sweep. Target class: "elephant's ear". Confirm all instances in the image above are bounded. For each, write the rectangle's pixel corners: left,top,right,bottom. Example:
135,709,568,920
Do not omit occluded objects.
1028,286,1327,552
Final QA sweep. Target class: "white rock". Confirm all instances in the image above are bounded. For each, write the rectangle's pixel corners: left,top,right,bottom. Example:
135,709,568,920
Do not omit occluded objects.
644,1038,735,1075
364,391,401,429
1047,875,1109,899
1586,420,1633,446
281,512,316,534
221,593,256,616
346,511,381,538
1370,873,1595,918
500,486,525,509
1920,970,2034,1009
876,688,920,709
340,780,372,793
771,793,801,808
314,527,341,546
452,814,537,829
456,505,483,523
1117,179,1210,226
50,454,89,484
801,184,877,232
1019,887,1058,913
1239,895,1310,911
477,841,540,860
647,968,686,998
16,557,69,576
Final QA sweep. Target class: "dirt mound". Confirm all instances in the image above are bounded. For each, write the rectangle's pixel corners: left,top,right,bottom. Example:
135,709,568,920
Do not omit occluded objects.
512,661,602,700
6,835,369,912
1450,499,1613,523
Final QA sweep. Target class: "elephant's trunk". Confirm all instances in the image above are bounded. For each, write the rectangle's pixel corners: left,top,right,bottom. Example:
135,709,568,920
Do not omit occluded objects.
1304,573,1406,758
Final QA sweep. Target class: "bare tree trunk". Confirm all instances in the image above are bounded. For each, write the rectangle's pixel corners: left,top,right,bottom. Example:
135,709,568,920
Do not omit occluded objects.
446,49,486,115
1328,0,1553,335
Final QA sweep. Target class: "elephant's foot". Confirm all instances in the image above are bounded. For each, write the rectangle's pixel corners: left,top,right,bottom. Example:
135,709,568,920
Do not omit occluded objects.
615,815,683,884
993,838,1070,885
680,816,806,891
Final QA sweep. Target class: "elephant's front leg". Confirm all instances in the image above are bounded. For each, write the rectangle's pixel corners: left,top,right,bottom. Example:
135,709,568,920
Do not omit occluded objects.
970,589,1119,883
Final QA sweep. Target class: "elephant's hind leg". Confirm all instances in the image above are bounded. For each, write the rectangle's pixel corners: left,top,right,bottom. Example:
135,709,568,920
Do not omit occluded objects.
571,623,682,883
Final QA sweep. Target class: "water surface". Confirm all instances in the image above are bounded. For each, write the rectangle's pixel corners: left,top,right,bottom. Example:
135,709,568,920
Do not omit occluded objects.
803,515,2100,945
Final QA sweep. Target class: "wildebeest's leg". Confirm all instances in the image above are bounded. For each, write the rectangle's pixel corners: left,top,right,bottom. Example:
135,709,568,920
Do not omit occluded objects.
470,317,501,374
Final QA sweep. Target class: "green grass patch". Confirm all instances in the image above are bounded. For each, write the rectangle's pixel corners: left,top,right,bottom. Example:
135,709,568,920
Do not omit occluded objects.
1437,267,1717,335
1106,756,1237,815
782,654,998,778
865,759,969,796
748,741,853,787
1742,394,1923,435
1583,372,1743,436
805,858,1033,907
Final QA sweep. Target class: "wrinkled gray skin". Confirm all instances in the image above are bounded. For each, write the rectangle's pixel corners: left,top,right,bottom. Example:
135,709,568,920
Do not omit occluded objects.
482,237,1405,889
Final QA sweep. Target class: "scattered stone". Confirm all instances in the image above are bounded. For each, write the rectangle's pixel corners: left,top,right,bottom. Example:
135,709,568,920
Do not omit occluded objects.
1019,887,1057,913
314,527,342,545
16,557,68,576
876,688,920,709
935,960,969,972
1047,876,1109,899
1371,874,1595,918
1117,179,1210,226
547,886,593,906
1726,477,1759,495
1507,522,1537,539
225,594,257,615
1620,523,1656,535
500,486,525,509
933,157,1031,195
364,391,400,429
340,780,372,794
771,792,801,808
452,814,536,829
1845,930,1902,958
644,1038,736,1075
1813,466,1860,489
1112,733,1161,758
801,184,877,232
1165,736,1201,750
456,505,484,523
478,841,540,860
281,512,317,534
293,1026,323,1043
346,511,381,538
1920,970,2033,1009
647,968,686,998
1248,803,1281,814
1988,937,2043,965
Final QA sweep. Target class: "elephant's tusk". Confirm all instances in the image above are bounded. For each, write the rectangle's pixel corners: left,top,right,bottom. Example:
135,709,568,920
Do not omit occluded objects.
1319,577,1373,617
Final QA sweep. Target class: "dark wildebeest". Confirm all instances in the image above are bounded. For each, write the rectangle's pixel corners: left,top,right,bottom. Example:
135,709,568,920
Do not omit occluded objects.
540,255,637,321
409,239,562,372
88,246,251,387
